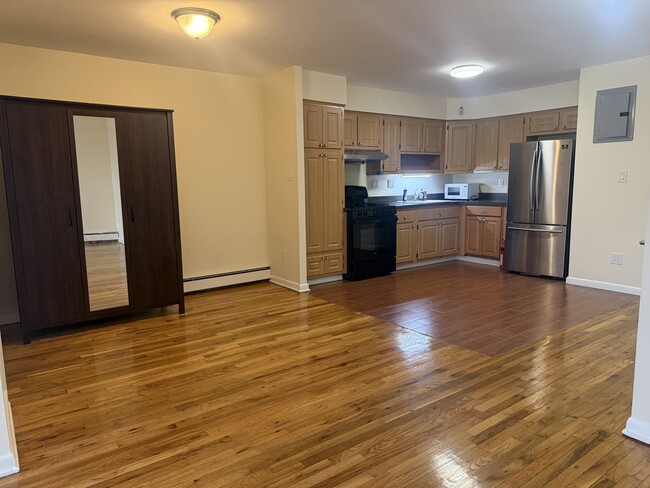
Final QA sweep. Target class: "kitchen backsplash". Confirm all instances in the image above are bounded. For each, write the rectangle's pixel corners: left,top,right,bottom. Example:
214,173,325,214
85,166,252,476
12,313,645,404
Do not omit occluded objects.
344,164,508,198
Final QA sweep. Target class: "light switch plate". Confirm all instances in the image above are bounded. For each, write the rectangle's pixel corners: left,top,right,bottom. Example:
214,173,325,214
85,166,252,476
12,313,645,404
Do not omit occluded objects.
618,170,628,183
387,179,395,189
371,179,379,189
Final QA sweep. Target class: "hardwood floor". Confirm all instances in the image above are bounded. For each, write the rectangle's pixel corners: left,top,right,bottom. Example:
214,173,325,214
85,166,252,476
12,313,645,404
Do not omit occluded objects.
310,262,637,356
0,269,648,486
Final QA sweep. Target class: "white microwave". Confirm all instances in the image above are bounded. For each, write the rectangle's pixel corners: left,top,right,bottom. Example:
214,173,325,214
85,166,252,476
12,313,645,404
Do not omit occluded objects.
444,183,480,200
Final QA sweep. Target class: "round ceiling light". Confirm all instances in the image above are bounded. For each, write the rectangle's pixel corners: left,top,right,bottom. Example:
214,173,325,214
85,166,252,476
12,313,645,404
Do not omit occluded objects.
172,7,221,39
450,64,484,79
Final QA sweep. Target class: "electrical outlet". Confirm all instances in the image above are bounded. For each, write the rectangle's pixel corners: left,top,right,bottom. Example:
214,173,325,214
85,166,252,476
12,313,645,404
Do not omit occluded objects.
371,179,379,189
498,178,505,188
387,179,395,189
281,250,287,262
618,170,628,183
610,252,623,265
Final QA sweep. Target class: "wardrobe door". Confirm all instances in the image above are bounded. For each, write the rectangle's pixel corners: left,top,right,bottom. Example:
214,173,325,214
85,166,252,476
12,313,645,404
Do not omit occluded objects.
116,111,181,309
2,101,85,330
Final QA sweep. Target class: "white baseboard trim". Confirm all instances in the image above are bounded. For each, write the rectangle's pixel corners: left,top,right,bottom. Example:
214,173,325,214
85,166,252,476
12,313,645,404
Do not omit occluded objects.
308,275,343,286
623,417,650,445
84,232,119,242
397,256,457,271
456,256,500,267
566,276,641,296
0,454,18,478
397,255,499,271
184,269,271,293
0,392,18,478
270,275,310,293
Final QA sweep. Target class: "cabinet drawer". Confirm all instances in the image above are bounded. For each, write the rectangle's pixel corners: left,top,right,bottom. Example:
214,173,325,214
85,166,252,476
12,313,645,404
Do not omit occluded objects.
466,205,502,217
397,210,418,223
419,206,460,221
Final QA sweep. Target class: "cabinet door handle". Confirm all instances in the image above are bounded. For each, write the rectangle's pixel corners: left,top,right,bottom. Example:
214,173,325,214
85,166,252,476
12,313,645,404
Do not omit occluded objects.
130,207,135,223
68,208,73,227
641,240,646,246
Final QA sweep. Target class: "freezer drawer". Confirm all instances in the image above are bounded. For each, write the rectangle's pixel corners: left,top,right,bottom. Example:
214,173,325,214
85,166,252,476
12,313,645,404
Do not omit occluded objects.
504,224,568,278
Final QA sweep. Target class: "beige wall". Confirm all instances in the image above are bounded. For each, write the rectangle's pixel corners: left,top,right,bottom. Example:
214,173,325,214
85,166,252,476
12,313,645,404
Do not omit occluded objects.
302,70,347,105
346,85,447,118
446,80,579,119
263,66,307,291
568,56,650,292
0,43,269,318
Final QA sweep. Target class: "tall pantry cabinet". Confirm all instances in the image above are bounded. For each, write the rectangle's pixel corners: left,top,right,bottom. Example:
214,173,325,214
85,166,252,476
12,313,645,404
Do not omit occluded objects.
303,102,345,278
0,96,184,343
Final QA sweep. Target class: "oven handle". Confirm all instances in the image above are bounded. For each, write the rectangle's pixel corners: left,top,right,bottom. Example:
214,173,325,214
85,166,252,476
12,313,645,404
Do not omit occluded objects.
352,217,397,225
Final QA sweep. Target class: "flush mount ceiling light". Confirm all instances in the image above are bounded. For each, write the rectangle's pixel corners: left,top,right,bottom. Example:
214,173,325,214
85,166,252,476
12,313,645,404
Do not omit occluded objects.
450,64,484,79
172,7,221,39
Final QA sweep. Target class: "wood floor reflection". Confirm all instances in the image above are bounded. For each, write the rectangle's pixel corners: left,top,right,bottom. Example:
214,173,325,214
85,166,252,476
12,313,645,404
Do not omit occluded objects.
84,241,129,310
0,277,648,486
310,262,638,356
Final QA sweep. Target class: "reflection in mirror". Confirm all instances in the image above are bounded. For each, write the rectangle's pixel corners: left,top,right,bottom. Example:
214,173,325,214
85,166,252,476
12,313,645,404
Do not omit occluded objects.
73,116,129,311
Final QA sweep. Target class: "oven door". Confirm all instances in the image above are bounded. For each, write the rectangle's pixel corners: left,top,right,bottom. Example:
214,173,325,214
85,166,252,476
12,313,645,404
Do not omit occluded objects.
348,214,397,265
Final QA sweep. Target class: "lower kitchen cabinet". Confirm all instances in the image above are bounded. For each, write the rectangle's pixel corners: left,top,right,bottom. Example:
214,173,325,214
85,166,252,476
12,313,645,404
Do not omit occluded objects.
307,252,344,278
464,206,503,259
397,207,460,264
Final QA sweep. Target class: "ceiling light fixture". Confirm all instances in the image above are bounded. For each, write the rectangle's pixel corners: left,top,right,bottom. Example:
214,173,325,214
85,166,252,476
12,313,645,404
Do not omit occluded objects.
450,64,484,79
172,7,221,39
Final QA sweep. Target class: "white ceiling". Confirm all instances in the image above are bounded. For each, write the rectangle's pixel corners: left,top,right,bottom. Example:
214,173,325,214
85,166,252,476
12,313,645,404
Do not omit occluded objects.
1,0,649,98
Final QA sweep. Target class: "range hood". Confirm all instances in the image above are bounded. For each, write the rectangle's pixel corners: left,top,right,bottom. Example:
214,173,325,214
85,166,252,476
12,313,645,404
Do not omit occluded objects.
344,149,389,164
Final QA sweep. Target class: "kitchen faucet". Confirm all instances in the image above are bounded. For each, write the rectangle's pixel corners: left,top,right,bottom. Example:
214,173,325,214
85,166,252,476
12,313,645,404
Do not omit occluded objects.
412,188,422,200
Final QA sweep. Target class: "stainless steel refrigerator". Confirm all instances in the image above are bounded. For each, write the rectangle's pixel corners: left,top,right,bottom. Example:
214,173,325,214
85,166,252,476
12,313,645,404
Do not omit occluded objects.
504,139,574,278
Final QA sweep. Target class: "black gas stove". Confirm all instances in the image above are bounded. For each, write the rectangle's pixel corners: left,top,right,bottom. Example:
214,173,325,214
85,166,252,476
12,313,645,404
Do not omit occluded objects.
343,186,397,281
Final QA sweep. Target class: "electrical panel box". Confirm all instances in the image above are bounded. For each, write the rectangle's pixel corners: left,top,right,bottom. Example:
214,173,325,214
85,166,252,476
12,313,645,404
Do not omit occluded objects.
593,85,636,143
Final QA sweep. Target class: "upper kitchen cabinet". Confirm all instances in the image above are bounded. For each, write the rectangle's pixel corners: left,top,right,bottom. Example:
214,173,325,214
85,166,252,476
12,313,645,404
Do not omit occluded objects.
382,116,401,172
344,112,383,149
525,106,578,137
497,115,525,171
303,102,344,149
473,118,499,171
559,107,578,131
445,122,474,173
400,118,444,154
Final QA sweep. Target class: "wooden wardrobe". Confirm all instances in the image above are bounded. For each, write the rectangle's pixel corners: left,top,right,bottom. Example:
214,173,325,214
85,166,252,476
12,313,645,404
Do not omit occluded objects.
0,96,184,343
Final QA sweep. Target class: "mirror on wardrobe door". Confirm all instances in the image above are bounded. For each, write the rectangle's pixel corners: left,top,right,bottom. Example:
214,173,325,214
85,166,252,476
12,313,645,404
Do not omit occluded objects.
72,115,129,311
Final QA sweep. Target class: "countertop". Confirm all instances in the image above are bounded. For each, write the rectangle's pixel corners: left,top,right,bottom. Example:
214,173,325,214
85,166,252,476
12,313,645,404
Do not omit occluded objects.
384,199,507,209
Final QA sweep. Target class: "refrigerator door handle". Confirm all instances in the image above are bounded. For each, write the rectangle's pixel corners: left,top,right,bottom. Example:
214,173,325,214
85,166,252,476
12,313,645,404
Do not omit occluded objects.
508,226,563,234
534,145,542,211
529,146,538,211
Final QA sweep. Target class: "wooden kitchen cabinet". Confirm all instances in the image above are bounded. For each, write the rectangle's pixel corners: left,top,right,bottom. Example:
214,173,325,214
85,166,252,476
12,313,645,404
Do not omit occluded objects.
497,115,525,170
559,108,578,131
304,102,343,149
397,207,459,264
445,122,474,173
344,111,382,149
474,118,499,171
307,252,344,278
525,106,577,136
423,119,445,153
382,116,401,172
305,148,344,277
464,206,503,259
400,118,445,154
